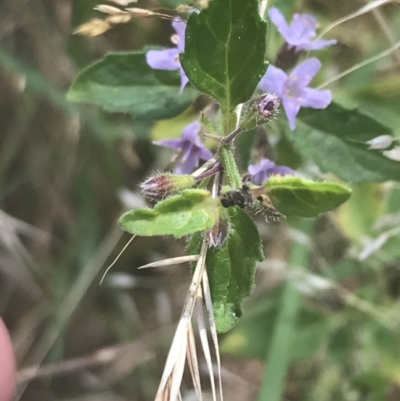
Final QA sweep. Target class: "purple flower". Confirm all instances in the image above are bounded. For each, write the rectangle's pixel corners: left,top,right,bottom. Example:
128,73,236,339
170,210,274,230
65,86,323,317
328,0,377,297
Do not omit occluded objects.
258,58,332,130
248,159,295,185
154,121,212,174
146,19,188,92
269,7,336,52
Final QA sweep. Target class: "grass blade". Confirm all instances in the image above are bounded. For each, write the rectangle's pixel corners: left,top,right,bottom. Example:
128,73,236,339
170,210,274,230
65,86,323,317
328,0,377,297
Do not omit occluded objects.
257,220,314,401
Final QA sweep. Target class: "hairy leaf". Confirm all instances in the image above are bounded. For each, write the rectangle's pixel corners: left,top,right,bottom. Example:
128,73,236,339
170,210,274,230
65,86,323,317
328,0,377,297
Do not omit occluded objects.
292,102,400,183
68,50,197,120
119,189,218,238
188,207,264,332
265,176,352,217
180,0,267,112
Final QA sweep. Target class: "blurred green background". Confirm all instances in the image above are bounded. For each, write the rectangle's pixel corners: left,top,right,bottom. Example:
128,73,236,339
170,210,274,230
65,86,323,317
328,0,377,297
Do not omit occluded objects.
1,0,400,400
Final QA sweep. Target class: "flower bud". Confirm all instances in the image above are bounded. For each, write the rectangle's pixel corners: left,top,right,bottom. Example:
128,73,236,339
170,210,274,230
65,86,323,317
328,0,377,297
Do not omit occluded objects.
383,146,400,161
366,135,394,150
240,93,280,130
257,93,280,118
140,172,195,199
206,208,230,248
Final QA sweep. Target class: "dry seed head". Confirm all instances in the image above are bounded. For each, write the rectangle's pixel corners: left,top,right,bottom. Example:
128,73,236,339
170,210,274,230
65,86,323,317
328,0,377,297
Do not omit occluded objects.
106,0,138,5
126,7,155,17
106,14,132,24
95,5,126,14
74,19,111,37
197,0,209,8
176,5,192,13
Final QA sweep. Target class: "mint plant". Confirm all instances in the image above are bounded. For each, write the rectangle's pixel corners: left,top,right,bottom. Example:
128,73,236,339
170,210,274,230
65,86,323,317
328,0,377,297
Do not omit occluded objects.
68,0,400,399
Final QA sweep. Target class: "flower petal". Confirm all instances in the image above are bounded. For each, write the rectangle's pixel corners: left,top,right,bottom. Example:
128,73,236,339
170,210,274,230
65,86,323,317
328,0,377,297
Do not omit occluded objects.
258,65,287,96
199,145,213,161
146,48,180,70
289,13,317,42
282,96,301,130
305,38,337,51
172,19,186,49
290,58,321,84
248,159,275,175
269,8,291,39
176,151,200,174
179,67,189,92
300,87,332,108
181,121,201,142
269,164,295,176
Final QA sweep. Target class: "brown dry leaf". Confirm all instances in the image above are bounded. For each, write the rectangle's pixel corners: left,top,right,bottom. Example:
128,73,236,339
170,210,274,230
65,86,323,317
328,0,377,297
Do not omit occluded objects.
74,18,111,37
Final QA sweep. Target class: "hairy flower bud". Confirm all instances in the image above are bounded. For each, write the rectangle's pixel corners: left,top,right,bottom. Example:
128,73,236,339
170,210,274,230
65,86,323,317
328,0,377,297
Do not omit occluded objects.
257,93,280,118
206,208,230,248
140,172,195,199
240,93,280,130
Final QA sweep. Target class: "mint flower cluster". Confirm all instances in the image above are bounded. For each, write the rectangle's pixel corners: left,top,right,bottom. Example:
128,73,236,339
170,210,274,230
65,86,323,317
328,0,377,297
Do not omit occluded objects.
146,7,335,176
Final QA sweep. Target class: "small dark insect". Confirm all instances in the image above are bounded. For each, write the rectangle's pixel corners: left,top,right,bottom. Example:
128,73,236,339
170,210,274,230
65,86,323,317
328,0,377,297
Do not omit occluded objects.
221,184,284,221
220,185,253,209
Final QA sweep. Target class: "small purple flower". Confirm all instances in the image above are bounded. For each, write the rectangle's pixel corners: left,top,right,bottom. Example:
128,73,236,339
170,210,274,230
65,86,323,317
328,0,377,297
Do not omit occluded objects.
154,121,212,174
248,158,295,185
146,19,188,92
269,7,336,52
258,58,332,130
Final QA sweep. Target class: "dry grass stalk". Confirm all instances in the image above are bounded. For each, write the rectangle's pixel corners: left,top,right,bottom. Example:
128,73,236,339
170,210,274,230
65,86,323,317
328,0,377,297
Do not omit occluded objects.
201,269,224,401
137,255,200,270
196,290,217,401
187,322,203,400
155,240,209,401
74,4,178,37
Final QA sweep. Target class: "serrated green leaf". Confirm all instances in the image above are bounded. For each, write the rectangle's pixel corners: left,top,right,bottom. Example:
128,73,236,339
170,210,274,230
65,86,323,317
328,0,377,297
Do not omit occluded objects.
119,189,218,238
67,49,198,120
265,176,352,217
203,207,264,332
180,0,267,112
292,102,400,183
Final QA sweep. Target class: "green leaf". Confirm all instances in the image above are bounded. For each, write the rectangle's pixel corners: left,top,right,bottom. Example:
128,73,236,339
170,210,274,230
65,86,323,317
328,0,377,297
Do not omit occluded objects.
204,207,264,332
119,189,218,238
265,176,352,217
68,49,198,120
291,102,400,183
180,0,267,112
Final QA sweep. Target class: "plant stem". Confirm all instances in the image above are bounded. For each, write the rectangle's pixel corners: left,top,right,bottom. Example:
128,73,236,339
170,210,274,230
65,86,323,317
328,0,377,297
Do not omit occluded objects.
257,220,314,401
219,107,242,188
219,146,242,188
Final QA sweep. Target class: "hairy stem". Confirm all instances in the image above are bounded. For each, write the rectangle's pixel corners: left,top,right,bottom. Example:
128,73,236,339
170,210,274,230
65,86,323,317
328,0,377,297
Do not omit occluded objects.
219,146,242,188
